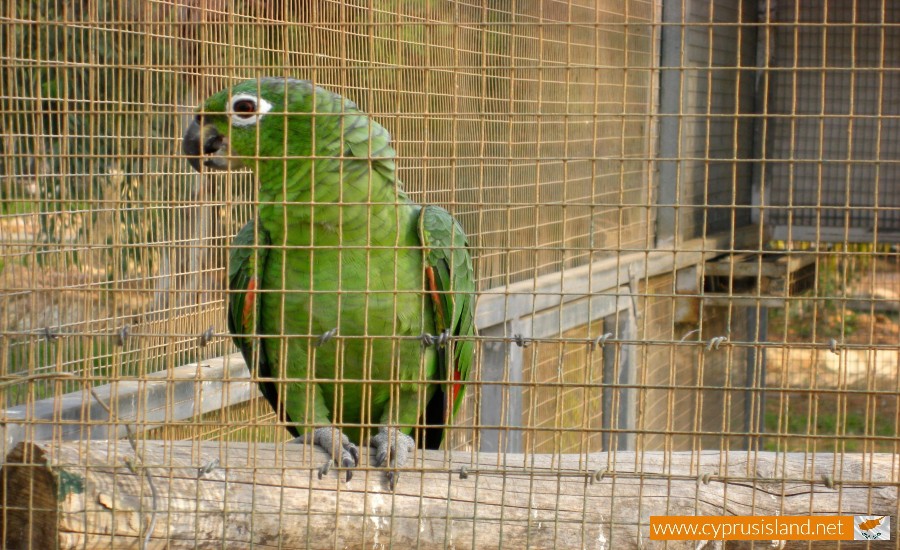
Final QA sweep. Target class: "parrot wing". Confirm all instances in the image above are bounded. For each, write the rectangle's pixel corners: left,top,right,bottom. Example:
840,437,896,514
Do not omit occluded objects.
339,103,397,182
228,220,298,436
417,205,476,419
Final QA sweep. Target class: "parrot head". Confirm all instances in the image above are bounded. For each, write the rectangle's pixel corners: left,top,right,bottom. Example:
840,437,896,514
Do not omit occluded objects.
183,78,314,173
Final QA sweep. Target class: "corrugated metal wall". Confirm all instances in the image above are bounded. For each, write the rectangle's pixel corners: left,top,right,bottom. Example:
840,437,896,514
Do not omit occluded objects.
764,0,900,240
658,0,757,243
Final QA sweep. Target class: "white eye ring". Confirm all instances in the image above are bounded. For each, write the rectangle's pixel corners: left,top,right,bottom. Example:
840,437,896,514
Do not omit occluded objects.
229,93,273,127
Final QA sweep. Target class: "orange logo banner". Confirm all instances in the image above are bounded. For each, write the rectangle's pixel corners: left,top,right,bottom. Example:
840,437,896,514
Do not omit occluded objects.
650,516,855,541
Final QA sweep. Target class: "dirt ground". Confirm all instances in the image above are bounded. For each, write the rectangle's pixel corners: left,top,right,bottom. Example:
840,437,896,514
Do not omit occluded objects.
766,257,900,389
764,256,899,452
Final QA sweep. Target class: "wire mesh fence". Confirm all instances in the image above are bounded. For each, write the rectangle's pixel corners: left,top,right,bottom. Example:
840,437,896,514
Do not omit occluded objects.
1,0,898,547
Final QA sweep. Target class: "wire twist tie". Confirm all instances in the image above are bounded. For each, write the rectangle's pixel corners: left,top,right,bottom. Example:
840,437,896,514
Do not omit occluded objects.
198,458,220,478
315,328,338,348
198,327,215,347
421,329,451,348
116,326,130,347
705,335,727,351
589,333,613,351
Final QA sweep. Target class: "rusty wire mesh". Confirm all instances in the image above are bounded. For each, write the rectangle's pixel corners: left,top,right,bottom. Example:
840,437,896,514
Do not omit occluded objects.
1,0,899,548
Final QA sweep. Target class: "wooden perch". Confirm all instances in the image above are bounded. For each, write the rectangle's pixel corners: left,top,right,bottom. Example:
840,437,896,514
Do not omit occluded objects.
2,441,896,549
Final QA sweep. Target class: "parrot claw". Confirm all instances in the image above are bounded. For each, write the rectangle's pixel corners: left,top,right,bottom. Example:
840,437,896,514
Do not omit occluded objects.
310,427,360,483
386,471,399,491
370,426,415,490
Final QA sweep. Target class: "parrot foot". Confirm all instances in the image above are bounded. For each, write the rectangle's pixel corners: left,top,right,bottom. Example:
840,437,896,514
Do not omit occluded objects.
370,426,415,490
302,427,360,482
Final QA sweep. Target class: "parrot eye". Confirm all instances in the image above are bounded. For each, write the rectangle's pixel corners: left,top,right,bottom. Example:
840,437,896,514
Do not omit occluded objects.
232,99,256,118
228,94,273,127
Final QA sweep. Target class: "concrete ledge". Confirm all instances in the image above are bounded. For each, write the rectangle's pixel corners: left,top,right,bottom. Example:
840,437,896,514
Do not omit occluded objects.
1,353,255,457
475,227,760,329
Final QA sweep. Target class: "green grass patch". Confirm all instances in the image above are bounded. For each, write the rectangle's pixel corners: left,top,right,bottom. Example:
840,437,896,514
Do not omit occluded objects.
764,393,898,453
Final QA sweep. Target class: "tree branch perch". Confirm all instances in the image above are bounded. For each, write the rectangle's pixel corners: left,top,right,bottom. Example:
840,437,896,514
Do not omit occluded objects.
2,441,896,549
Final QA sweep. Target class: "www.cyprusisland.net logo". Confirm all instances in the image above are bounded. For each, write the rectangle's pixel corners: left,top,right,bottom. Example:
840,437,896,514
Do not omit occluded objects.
854,516,890,541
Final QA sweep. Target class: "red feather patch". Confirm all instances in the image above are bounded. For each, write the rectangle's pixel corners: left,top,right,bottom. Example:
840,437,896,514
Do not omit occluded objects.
424,266,445,328
242,277,257,329
425,265,462,421
452,368,462,411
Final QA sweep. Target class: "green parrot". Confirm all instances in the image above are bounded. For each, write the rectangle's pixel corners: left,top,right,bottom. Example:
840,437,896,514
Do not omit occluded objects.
183,78,476,487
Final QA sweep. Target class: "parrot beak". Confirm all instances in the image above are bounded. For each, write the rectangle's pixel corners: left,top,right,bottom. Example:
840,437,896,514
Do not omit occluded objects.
183,117,234,172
